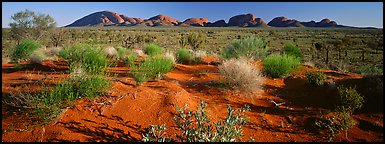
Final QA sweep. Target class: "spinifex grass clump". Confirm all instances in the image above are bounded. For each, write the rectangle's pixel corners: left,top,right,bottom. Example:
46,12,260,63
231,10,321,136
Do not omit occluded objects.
306,70,327,86
218,57,264,92
28,49,47,64
176,48,193,64
262,54,301,78
130,56,174,85
145,43,164,56
142,101,251,142
59,43,110,74
222,36,268,60
12,39,41,62
283,43,303,60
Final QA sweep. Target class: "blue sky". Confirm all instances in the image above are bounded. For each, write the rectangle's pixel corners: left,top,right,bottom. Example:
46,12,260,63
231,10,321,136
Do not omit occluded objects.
2,2,383,28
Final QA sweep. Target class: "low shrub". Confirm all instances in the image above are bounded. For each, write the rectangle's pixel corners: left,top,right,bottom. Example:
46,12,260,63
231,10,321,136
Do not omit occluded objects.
164,51,176,64
59,43,110,73
103,46,118,58
222,36,268,60
335,86,364,113
306,70,327,86
262,54,301,78
176,48,193,64
187,32,206,50
142,101,251,142
283,43,303,60
125,53,139,65
145,43,164,56
12,39,41,62
28,49,47,64
218,58,264,91
130,56,174,85
355,65,383,75
315,111,356,141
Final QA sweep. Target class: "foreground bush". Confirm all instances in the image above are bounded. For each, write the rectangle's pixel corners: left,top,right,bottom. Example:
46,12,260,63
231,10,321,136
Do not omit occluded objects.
12,39,41,62
176,48,193,64
142,101,251,142
222,36,268,60
218,58,264,91
283,43,303,60
306,70,327,86
335,86,364,113
130,56,174,85
262,54,301,78
145,43,164,56
315,111,356,141
59,43,110,73
28,49,47,64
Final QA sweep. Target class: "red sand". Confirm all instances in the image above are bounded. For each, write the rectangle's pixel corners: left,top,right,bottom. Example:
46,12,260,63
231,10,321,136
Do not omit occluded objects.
2,57,383,142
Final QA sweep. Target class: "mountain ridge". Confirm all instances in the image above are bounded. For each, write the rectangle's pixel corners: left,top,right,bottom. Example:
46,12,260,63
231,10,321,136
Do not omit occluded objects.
64,10,375,29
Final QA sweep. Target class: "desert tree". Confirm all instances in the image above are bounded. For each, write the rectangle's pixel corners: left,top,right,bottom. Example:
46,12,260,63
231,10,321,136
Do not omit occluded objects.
50,28,66,47
9,9,56,44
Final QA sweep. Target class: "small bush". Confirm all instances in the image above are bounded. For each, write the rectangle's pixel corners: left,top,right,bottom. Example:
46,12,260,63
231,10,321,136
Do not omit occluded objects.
125,53,139,65
315,111,356,141
335,86,364,113
145,43,164,56
355,65,383,75
59,43,110,73
103,46,118,58
164,51,176,64
306,70,327,86
50,47,62,56
116,47,132,60
142,101,251,142
12,39,41,62
218,58,264,91
176,48,193,64
262,54,301,78
142,124,172,142
283,43,303,60
28,49,47,64
222,36,268,60
130,56,174,85
187,32,206,50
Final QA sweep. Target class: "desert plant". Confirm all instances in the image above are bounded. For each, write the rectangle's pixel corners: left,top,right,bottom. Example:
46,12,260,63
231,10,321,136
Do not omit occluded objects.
130,56,174,85
305,70,327,86
59,43,110,73
335,86,364,113
187,32,206,50
218,57,264,91
12,39,41,62
315,111,356,141
283,43,303,60
28,49,47,64
116,47,132,60
125,53,139,65
355,65,383,75
144,43,164,56
164,51,176,64
222,36,268,60
262,54,301,78
103,46,118,58
176,48,193,64
142,125,173,142
142,101,250,142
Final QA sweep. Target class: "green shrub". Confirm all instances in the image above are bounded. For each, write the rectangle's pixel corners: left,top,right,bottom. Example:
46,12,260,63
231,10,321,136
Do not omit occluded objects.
59,43,110,73
116,47,132,60
176,48,193,64
262,54,301,78
306,70,327,86
355,65,383,75
222,36,268,60
283,43,303,60
145,43,164,56
315,111,356,141
125,53,139,65
28,49,47,64
142,101,251,142
12,39,41,62
187,32,206,50
130,56,174,85
335,86,364,113
142,124,172,142
218,58,264,91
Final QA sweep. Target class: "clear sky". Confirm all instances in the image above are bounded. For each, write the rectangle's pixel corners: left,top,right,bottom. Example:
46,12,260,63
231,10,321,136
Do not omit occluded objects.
2,2,383,28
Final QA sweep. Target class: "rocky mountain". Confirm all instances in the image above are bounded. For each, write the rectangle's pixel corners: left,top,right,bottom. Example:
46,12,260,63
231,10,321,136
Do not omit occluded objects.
268,16,339,27
65,10,347,28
